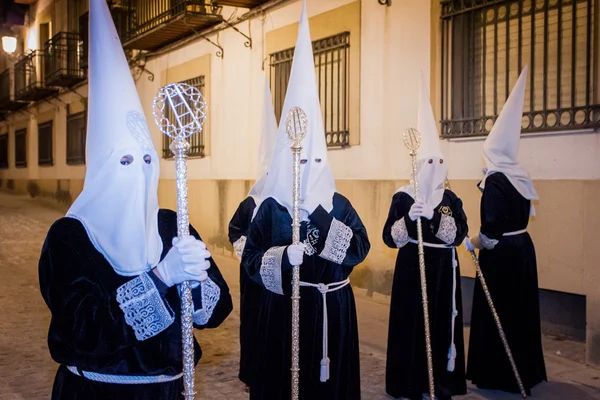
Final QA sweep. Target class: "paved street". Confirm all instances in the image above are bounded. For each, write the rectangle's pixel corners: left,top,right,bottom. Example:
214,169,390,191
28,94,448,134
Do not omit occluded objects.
1,192,600,399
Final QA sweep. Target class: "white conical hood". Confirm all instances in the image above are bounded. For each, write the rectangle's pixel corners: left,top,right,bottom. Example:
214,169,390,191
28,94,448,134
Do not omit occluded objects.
66,0,162,276
398,72,447,207
480,66,538,201
248,73,278,201
254,0,336,219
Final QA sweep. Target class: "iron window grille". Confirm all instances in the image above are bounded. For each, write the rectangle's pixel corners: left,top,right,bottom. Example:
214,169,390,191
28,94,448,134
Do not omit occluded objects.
162,76,206,159
440,0,599,138
67,112,86,165
38,121,53,166
15,128,26,168
0,133,8,169
270,31,351,148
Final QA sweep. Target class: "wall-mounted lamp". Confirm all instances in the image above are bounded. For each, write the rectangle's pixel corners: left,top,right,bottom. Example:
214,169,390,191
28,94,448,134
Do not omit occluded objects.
2,36,17,54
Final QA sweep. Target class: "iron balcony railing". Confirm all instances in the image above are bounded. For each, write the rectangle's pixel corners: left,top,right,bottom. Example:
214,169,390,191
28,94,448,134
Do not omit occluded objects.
0,68,27,111
44,32,86,88
14,51,58,102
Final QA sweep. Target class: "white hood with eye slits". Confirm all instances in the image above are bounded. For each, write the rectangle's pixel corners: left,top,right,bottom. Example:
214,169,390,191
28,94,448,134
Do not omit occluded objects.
397,72,447,208
254,0,336,219
66,0,162,276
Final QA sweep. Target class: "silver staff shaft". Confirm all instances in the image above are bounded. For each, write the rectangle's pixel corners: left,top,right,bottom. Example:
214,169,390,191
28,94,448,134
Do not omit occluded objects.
467,250,527,399
171,137,196,400
409,150,435,399
291,139,302,400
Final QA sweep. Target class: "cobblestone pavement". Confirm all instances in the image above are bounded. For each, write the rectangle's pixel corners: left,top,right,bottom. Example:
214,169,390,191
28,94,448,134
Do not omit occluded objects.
1,192,600,399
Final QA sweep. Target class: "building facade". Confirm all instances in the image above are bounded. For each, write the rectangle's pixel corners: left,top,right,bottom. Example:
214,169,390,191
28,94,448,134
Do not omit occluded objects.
1,0,599,364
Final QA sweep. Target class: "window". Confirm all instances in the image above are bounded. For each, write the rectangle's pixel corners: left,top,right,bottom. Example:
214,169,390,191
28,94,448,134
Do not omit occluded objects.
161,76,206,159
440,0,599,137
67,112,86,165
38,121,53,166
15,128,26,167
0,133,8,169
270,32,351,148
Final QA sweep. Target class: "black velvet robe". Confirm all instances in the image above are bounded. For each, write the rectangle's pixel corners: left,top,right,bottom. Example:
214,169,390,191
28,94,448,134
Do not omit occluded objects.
39,209,233,400
242,193,370,400
466,172,547,395
228,195,261,386
383,190,468,400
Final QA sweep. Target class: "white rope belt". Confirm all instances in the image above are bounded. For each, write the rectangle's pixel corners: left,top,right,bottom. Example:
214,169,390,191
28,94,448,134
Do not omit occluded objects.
66,366,183,385
503,229,527,236
408,239,458,372
299,278,351,382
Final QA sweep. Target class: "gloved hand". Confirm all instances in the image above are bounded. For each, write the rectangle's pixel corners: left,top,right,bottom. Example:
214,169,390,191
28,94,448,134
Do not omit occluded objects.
463,237,476,252
287,244,306,266
154,236,211,287
420,202,434,220
408,201,424,221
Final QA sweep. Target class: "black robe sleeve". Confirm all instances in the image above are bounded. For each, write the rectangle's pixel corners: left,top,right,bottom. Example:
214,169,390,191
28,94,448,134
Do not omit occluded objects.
228,197,256,261
480,177,510,241
307,200,370,268
39,219,165,360
241,200,294,296
382,192,414,249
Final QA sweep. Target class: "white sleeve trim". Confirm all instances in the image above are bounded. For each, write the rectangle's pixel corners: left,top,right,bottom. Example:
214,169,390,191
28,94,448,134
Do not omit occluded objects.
260,246,286,295
233,235,247,261
192,277,221,326
319,218,353,264
391,218,410,248
479,232,499,250
435,214,458,245
116,272,175,341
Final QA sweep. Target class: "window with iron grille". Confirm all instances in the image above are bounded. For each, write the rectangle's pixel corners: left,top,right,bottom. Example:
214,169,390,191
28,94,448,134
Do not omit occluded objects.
67,112,86,165
270,32,351,148
0,133,8,169
162,76,206,159
15,128,26,168
440,0,599,138
38,121,53,166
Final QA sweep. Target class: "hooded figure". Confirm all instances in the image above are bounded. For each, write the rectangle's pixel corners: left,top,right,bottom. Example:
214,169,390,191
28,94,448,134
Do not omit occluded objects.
38,1,232,398
228,73,278,389
383,72,468,400
241,1,370,398
466,66,547,395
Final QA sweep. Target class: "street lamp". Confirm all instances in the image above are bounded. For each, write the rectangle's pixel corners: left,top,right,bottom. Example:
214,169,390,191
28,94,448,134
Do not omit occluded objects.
2,36,17,54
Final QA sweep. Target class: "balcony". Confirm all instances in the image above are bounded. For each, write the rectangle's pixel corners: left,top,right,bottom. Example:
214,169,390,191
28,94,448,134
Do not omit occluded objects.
214,0,271,7
120,0,223,51
14,51,58,102
0,69,28,112
43,32,86,88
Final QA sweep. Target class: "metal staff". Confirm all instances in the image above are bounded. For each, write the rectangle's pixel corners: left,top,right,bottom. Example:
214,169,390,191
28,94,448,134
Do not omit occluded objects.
402,128,435,399
443,179,527,399
153,83,207,400
286,106,308,400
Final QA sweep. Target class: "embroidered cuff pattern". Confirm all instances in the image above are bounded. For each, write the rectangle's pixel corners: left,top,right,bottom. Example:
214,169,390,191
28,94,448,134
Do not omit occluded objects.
233,236,247,261
435,214,458,244
260,246,286,295
391,218,410,248
116,272,175,341
320,219,353,264
479,232,499,250
192,277,221,326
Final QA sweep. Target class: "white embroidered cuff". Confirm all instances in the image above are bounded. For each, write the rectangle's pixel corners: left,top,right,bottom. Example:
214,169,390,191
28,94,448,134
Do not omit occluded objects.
436,214,458,244
116,272,175,341
479,232,499,249
192,277,221,326
391,218,410,248
233,236,247,261
320,218,353,264
260,246,286,295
